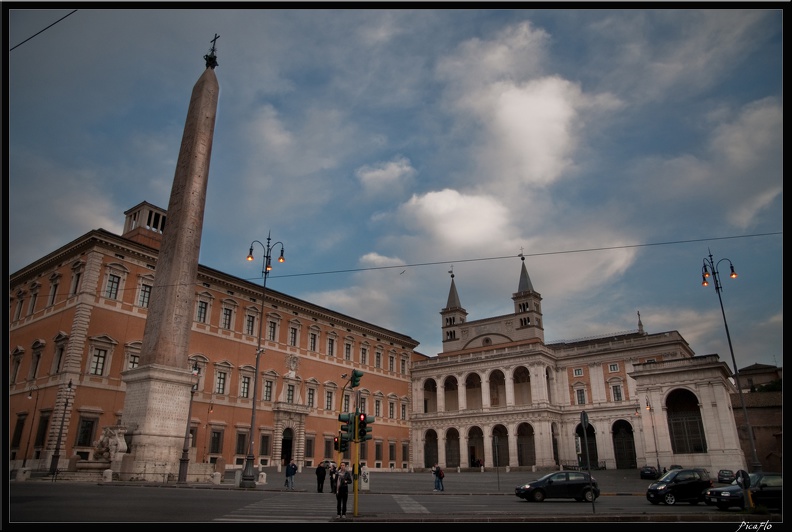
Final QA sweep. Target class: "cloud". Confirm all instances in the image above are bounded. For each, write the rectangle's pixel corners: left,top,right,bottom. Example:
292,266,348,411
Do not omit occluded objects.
356,156,416,197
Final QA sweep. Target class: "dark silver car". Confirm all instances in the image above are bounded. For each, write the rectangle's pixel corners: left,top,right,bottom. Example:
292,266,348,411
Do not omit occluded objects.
516,471,600,502
646,468,712,505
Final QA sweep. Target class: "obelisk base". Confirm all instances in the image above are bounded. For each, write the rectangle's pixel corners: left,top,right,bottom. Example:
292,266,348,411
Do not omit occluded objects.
120,364,195,481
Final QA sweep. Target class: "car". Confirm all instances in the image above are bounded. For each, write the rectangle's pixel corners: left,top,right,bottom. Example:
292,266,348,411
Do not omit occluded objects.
646,468,713,505
717,469,736,484
704,472,782,511
640,465,660,480
668,464,683,470
515,471,600,502
320,459,337,470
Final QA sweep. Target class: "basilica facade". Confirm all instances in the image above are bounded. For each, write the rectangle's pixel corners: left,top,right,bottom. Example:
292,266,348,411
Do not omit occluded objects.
410,258,746,474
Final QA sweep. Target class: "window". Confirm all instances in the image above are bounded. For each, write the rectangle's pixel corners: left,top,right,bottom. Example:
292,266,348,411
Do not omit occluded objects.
246,315,255,336
328,338,335,357
89,348,108,376
307,388,315,408
28,290,38,315
54,345,65,373
128,353,139,370
48,276,60,306
309,332,317,351
361,347,368,365
10,355,22,384
236,433,248,455
324,438,334,460
210,430,224,454
76,417,98,447
402,443,409,464
105,274,120,299
197,301,208,323
70,264,84,296
241,376,251,399
574,368,583,377
215,372,227,395
343,394,350,413
14,295,24,321
612,385,623,402
609,363,619,372
260,434,271,456
264,380,273,401
222,308,233,330
325,391,333,410
29,352,41,380
389,442,396,461
375,400,381,417
401,404,406,420
576,389,586,405
389,402,394,419
345,343,352,361
289,327,298,346
268,321,276,341
401,359,406,375
375,352,381,368
287,384,295,403
360,398,367,413
389,356,394,372
375,442,382,461
11,417,25,449
138,283,152,308
35,412,51,447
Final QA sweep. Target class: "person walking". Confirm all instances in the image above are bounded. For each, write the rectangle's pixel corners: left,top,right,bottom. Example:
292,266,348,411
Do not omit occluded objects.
432,463,444,492
329,463,338,494
285,459,298,490
316,461,327,493
335,462,353,519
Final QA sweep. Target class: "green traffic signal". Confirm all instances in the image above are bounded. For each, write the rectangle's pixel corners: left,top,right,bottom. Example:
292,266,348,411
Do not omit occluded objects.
339,412,353,436
350,369,364,388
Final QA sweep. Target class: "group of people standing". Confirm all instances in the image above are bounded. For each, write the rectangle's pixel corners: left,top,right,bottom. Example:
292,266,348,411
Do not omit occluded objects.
315,461,353,518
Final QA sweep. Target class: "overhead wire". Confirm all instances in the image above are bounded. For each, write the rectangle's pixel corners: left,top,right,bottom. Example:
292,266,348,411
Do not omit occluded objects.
9,9,78,52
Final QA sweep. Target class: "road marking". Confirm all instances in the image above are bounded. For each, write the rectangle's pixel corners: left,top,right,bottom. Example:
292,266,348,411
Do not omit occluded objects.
393,494,430,513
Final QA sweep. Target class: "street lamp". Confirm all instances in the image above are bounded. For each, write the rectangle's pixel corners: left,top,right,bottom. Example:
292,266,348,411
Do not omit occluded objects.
23,385,39,468
240,231,285,488
49,379,73,475
701,249,762,472
645,396,661,472
178,362,201,483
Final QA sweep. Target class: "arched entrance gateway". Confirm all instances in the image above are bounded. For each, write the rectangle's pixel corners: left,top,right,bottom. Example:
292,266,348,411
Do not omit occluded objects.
575,423,599,468
280,427,295,465
611,419,637,469
424,429,439,468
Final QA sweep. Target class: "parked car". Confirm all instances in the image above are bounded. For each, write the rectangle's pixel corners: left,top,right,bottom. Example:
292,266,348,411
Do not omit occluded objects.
640,465,660,480
515,471,600,502
704,472,782,511
668,464,683,470
717,469,736,484
646,468,713,505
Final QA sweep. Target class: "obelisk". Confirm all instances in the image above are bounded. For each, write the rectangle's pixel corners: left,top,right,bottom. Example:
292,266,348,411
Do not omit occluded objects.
120,37,220,478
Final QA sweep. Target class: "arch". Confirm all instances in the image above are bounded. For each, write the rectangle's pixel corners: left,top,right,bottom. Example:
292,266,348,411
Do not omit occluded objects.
464,372,483,410
488,369,506,407
516,422,536,466
442,375,459,411
467,426,485,467
444,427,461,467
666,388,708,453
492,424,509,467
575,422,599,468
281,426,295,464
513,366,532,406
423,428,439,468
611,419,637,469
423,378,438,413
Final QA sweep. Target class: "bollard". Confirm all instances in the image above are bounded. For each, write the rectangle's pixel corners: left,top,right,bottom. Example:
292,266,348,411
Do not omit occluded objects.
258,472,267,484
211,472,221,485
103,469,113,482
15,468,32,481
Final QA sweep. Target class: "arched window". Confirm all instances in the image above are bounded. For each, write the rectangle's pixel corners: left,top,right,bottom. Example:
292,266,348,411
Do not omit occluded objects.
666,389,708,454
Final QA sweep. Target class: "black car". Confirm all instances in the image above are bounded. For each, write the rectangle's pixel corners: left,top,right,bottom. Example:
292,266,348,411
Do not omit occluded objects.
640,465,660,480
717,469,735,483
704,472,782,511
516,471,600,502
646,468,712,505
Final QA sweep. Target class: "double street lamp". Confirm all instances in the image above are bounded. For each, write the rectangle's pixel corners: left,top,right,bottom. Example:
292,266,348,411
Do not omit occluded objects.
240,232,285,488
701,249,762,472
178,362,201,483
23,385,40,468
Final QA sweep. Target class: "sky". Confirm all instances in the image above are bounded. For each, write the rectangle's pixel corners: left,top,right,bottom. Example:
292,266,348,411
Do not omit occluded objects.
6,7,783,372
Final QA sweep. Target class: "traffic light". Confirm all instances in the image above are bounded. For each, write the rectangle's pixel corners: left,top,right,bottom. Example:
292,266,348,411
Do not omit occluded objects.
358,412,374,441
339,412,353,436
339,433,350,453
333,435,340,451
350,369,364,388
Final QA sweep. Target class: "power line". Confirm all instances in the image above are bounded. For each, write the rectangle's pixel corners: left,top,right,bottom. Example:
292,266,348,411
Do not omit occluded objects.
271,231,782,280
10,10,78,51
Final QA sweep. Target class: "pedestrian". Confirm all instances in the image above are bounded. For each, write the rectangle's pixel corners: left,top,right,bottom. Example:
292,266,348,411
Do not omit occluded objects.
329,463,338,494
285,459,298,490
335,462,353,518
432,462,444,492
316,461,327,493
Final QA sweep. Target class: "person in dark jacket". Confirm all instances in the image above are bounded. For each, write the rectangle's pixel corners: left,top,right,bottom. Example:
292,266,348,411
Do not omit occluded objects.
335,462,353,518
329,463,338,494
316,461,327,493
285,459,298,490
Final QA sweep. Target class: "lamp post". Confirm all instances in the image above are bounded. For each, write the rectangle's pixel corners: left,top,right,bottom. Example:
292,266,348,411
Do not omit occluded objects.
701,249,762,472
49,379,73,475
178,362,200,483
23,385,39,468
645,396,661,472
240,231,285,488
